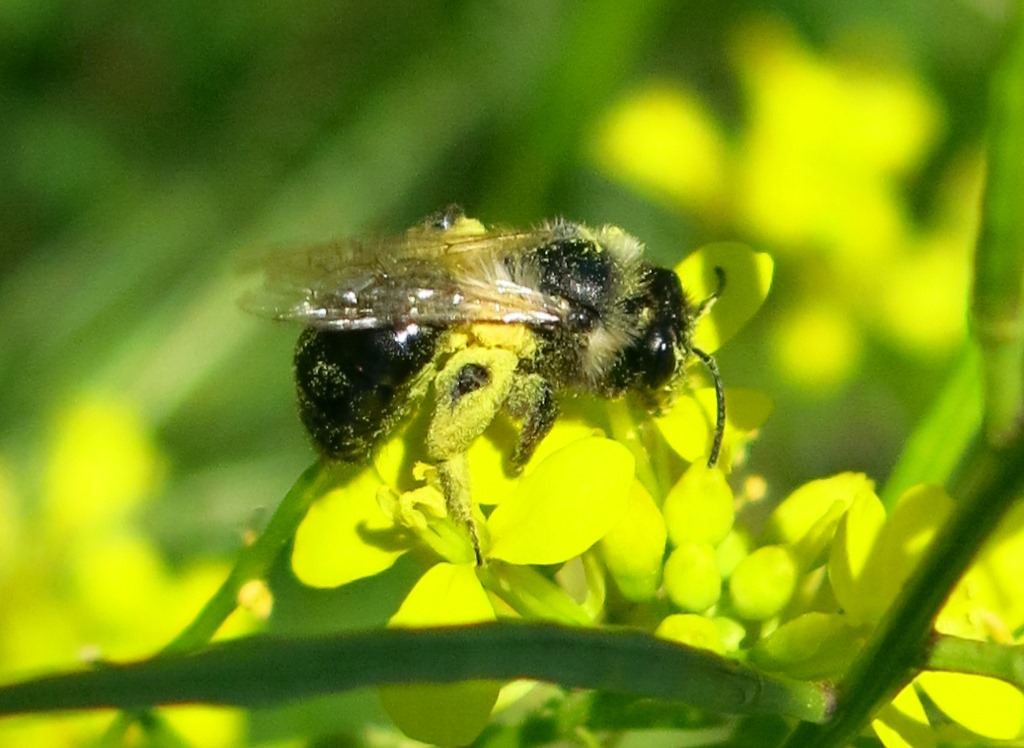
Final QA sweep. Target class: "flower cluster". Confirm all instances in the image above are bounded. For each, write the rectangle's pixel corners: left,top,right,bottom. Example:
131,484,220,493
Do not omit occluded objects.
592,17,973,396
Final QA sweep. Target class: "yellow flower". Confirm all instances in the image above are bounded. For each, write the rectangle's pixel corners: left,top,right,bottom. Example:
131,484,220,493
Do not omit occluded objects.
0,396,250,748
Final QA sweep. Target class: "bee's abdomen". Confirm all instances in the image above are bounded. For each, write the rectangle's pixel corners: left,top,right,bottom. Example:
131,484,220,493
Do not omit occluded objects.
294,325,440,461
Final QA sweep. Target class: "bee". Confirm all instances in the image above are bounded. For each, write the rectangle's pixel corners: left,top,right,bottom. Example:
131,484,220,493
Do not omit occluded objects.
243,205,725,563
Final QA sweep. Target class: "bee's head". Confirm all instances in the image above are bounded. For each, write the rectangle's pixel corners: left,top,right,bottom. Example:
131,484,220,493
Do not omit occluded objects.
605,266,693,411
636,267,695,409
613,264,727,466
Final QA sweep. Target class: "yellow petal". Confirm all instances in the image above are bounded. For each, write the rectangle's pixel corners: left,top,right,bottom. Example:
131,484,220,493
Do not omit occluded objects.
828,487,886,624
766,473,874,545
389,562,495,627
468,417,600,506
656,388,772,468
487,437,634,564
834,484,952,624
373,410,431,492
869,485,952,612
292,467,406,588
653,393,709,463
676,243,774,353
963,501,1024,630
872,684,935,748
162,706,247,748
918,671,1024,740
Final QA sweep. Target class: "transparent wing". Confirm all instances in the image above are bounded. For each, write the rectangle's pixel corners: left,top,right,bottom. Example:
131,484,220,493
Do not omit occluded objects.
240,224,572,330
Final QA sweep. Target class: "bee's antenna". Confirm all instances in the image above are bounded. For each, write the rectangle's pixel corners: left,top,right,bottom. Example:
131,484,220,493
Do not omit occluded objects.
690,265,726,466
696,266,727,319
692,347,725,467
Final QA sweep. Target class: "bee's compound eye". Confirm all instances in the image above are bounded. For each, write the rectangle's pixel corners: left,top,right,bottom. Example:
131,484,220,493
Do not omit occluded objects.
452,362,491,402
642,327,677,390
568,307,596,330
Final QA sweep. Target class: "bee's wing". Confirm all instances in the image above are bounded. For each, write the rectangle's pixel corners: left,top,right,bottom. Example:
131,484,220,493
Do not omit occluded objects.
240,226,571,330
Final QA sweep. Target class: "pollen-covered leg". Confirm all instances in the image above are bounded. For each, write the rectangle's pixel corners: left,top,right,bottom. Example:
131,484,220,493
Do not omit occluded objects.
426,346,520,563
435,454,482,565
506,373,558,471
426,347,519,460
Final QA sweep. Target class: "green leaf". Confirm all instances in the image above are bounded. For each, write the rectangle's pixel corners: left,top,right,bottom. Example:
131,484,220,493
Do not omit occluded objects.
0,625,832,724
880,347,981,508
380,563,501,745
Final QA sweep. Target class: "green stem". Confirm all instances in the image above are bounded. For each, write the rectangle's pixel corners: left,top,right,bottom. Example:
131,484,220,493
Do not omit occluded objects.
927,634,1024,689
96,460,331,744
0,624,833,724
162,460,330,653
478,563,593,626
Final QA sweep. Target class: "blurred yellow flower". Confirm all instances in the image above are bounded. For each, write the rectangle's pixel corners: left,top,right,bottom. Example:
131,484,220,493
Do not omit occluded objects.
772,302,863,392
730,18,942,260
591,16,970,381
0,464,19,586
590,85,729,217
0,395,250,748
43,397,164,536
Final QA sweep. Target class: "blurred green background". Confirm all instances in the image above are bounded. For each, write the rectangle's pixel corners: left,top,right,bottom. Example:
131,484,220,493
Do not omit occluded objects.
0,0,1006,745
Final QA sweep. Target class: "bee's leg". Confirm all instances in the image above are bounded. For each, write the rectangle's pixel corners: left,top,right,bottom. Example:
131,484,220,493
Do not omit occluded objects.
506,373,558,472
434,454,481,564
427,346,520,563
427,347,519,458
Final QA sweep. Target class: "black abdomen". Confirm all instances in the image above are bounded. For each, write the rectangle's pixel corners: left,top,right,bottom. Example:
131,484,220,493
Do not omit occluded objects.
294,324,440,461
